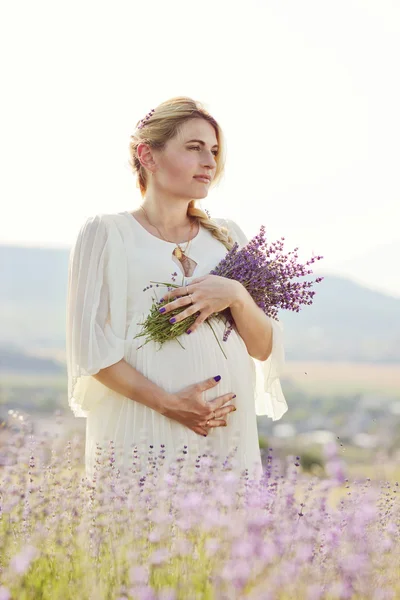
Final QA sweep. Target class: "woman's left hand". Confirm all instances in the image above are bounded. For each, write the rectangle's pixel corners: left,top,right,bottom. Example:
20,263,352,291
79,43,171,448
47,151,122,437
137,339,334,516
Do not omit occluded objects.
159,275,243,334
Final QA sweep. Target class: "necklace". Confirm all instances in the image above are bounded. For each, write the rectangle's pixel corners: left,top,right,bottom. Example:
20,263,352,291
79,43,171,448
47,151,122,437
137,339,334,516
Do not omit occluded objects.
139,206,195,260
139,205,198,277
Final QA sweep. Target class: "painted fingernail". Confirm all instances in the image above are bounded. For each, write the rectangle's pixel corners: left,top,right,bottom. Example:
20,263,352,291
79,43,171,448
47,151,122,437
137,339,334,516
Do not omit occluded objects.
159,297,165,302
159,307,166,313
203,434,207,437
232,394,236,398
186,329,192,334
170,317,176,324
214,375,221,382
232,407,237,412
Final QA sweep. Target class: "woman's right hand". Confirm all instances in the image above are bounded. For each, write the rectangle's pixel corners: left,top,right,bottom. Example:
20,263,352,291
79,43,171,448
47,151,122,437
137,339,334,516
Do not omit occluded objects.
163,376,237,437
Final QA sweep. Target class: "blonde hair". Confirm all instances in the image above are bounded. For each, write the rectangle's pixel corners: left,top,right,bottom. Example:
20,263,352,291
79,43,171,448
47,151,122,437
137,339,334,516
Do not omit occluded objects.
128,96,235,251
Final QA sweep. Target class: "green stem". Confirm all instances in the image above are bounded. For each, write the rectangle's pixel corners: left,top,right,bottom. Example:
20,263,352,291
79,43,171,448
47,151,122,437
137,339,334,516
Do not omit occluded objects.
206,319,228,360
150,281,181,289
176,337,185,350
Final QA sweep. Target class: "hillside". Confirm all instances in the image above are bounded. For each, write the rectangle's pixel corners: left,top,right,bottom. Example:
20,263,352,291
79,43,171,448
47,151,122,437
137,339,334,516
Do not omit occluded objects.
0,245,399,365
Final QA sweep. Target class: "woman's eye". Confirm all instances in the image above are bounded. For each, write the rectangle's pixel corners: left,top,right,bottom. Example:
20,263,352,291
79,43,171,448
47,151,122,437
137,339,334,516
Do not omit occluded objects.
188,146,218,157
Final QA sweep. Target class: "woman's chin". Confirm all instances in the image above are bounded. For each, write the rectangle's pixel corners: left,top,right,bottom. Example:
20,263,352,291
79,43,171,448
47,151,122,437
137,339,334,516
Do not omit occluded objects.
192,189,209,199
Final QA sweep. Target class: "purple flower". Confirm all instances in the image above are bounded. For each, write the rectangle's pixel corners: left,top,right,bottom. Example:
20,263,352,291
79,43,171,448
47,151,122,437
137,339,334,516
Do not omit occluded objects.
0,588,11,600
129,565,149,584
149,547,170,565
10,545,39,575
210,225,324,322
136,225,324,353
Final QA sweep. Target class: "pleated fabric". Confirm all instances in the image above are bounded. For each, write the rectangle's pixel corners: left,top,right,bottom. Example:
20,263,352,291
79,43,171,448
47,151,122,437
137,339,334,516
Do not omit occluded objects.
66,211,288,482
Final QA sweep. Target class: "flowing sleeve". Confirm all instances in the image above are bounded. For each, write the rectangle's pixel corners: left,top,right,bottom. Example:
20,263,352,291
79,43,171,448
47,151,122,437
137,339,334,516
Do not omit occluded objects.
224,218,289,421
66,214,128,418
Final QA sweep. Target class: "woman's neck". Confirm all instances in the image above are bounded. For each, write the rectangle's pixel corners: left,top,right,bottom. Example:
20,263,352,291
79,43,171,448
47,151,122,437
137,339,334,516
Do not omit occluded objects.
140,198,193,233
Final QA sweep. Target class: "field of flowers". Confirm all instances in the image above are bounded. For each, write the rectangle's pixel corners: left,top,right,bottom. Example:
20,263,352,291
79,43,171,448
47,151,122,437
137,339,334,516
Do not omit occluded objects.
0,413,399,600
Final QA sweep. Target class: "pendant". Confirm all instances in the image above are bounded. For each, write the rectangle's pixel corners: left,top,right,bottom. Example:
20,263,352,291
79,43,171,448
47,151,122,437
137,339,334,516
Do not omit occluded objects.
172,249,198,277
173,247,183,260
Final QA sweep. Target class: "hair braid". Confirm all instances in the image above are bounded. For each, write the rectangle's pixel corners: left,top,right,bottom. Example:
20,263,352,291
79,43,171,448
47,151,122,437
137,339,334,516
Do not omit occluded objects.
187,201,235,251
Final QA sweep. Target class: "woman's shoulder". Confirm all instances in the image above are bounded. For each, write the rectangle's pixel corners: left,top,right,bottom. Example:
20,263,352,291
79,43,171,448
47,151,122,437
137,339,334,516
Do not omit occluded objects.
212,216,230,227
76,211,121,229
71,213,132,258
79,211,131,237
212,216,249,245
212,215,240,229
88,211,127,226
211,216,237,237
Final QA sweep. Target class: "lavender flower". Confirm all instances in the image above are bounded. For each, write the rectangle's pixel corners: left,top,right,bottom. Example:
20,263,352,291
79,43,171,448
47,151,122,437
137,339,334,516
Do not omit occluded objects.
1,414,400,598
135,226,324,355
210,226,324,320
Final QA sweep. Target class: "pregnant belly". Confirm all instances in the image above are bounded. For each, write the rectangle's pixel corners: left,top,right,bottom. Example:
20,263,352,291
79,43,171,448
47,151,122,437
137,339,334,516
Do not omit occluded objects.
126,315,256,406
83,314,262,482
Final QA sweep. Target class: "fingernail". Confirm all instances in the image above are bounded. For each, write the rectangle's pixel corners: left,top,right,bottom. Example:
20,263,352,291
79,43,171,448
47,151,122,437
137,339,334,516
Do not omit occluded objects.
186,329,192,334
170,317,176,324
159,307,166,313
232,407,237,412
203,434,207,437
232,394,236,398
159,297,165,302
214,375,221,382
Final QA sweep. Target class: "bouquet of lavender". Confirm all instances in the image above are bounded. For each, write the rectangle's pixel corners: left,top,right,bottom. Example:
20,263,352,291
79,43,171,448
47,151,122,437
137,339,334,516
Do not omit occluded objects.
135,225,324,357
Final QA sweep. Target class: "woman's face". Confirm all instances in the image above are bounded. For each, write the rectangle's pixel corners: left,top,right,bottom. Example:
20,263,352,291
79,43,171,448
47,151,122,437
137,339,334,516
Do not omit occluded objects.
150,118,219,200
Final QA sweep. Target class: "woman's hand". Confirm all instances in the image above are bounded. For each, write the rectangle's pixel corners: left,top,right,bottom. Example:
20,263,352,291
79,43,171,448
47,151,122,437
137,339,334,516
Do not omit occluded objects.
164,375,237,436
159,275,244,334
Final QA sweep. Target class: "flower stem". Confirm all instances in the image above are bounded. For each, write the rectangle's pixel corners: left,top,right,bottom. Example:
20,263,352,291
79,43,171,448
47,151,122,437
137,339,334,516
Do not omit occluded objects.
150,281,180,289
206,319,228,360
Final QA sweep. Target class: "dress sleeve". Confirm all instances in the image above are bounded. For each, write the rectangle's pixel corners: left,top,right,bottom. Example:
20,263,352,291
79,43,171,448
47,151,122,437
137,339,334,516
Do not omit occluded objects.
224,218,289,421
66,214,128,417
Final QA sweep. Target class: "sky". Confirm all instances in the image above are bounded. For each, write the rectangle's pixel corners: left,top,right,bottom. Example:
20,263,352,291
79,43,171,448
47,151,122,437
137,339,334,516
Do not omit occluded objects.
1,0,399,297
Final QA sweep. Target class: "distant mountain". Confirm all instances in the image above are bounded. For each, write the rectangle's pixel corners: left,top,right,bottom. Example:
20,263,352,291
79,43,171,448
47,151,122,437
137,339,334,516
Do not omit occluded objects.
0,245,69,346
0,346,65,374
279,273,400,362
314,239,400,300
0,244,399,368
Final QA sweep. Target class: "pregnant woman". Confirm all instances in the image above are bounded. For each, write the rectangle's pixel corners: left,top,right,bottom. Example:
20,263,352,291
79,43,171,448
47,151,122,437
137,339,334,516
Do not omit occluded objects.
66,96,288,483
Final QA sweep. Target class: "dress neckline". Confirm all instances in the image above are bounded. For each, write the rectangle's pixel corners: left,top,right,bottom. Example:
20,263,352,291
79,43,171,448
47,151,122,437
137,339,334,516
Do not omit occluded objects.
123,210,202,246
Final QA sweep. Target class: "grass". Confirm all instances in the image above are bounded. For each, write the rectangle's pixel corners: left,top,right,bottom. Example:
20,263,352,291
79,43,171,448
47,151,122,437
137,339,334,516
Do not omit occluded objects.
283,360,400,397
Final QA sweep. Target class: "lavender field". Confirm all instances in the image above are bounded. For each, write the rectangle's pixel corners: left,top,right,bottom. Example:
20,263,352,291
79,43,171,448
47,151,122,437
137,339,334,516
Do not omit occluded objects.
0,413,399,600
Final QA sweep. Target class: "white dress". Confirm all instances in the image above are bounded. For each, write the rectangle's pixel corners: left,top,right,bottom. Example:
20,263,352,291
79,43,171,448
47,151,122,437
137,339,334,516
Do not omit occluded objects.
66,211,288,482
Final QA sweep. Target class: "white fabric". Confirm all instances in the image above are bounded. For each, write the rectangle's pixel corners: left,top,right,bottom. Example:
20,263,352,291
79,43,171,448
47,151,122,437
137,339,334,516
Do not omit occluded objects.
66,211,288,481
66,214,128,419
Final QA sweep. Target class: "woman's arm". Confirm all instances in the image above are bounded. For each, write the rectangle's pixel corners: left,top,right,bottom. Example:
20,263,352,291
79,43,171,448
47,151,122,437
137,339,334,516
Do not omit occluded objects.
160,275,273,362
230,282,273,362
92,359,172,416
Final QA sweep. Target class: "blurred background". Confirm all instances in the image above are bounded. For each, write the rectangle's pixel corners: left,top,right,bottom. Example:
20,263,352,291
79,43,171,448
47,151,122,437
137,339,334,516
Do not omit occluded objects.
1,0,399,480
